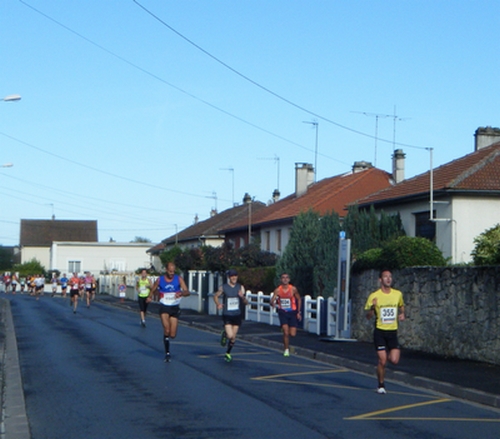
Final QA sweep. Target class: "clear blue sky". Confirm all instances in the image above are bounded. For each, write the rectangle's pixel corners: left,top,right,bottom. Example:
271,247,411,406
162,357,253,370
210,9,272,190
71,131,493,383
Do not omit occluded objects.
1,0,499,246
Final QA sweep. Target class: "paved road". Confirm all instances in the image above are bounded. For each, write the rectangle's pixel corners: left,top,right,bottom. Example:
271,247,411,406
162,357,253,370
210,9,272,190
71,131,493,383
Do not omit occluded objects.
4,294,500,439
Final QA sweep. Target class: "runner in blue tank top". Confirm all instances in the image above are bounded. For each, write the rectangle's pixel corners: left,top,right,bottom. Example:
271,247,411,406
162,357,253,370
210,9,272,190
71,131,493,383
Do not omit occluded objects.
150,262,189,362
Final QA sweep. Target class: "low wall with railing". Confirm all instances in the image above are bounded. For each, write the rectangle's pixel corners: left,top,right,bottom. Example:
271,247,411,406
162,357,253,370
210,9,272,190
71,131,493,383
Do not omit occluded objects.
98,270,223,313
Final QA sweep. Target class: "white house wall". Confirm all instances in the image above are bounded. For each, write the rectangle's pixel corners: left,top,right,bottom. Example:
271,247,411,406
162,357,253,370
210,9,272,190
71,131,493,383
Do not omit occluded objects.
376,199,454,262
50,242,152,276
451,196,500,263
374,195,500,264
259,224,292,256
21,247,51,268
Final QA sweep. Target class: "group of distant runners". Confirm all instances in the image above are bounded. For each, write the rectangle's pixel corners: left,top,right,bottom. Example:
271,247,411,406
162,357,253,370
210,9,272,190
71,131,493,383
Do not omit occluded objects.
1,271,97,309
137,262,405,393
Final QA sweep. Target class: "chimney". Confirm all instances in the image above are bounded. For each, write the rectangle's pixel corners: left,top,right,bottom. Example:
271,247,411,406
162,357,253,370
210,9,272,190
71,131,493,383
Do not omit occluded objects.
295,163,314,197
272,189,280,203
352,160,372,173
210,208,217,217
392,149,405,183
243,192,252,204
474,127,500,150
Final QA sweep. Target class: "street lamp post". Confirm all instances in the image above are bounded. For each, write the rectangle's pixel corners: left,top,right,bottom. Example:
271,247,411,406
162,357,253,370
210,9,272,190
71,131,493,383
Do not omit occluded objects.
1,94,20,169
1,94,21,102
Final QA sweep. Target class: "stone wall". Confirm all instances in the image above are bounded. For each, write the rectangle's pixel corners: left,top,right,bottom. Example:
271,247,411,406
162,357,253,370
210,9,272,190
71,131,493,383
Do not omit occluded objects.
350,266,500,365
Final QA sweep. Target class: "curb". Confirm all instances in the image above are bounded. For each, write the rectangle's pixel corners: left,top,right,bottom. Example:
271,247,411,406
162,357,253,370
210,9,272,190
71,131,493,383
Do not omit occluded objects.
0,298,30,439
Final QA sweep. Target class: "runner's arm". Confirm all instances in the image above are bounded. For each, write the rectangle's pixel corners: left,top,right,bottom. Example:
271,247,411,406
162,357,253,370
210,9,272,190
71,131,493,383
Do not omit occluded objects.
177,277,190,297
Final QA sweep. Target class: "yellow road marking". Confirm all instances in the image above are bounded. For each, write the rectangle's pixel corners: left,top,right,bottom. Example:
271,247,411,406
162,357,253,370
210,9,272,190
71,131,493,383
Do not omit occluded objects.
347,398,454,421
253,369,347,380
351,417,500,422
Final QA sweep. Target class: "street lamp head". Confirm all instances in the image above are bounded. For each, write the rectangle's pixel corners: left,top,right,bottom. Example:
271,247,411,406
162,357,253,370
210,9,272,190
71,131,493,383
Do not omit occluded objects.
1,94,21,102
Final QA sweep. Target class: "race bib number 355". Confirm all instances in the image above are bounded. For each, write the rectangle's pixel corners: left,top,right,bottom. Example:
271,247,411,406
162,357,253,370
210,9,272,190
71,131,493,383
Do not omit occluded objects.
381,307,396,324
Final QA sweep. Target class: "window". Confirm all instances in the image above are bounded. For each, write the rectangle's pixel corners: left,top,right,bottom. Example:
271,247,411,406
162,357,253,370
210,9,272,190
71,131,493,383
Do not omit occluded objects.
276,229,282,252
68,260,81,273
265,231,270,251
414,211,436,241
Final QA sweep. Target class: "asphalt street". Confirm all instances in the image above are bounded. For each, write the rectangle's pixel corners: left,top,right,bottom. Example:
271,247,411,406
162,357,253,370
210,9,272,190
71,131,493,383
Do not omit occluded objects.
1,293,500,439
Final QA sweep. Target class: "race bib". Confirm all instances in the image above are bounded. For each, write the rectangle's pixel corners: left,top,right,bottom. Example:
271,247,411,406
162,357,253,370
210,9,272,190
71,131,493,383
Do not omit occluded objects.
380,306,397,324
280,298,292,310
227,297,240,311
160,292,178,306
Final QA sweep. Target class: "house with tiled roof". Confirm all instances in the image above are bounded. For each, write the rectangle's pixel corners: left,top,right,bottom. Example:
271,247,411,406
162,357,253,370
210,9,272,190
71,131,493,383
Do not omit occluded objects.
20,219,98,268
220,162,394,255
354,127,500,263
20,219,156,275
147,202,267,267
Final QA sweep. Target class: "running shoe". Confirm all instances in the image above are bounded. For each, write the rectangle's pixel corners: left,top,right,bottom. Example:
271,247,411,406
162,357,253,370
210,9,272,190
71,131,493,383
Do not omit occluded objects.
141,320,146,327
377,387,387,394
164,353,171,363
220,330,227,347
283,349,290,357
224,353,232,362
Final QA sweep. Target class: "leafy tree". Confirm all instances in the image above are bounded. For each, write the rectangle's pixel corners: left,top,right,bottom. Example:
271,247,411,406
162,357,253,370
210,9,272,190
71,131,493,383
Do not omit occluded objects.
0,247,14,271
13,258,46,277
471,224,500,265
130,236,152,243
160,245,183,267
343,205,405,257
236,266,276,293
203,243,237,273
235,243,277,268
276,210,321,296
314,211,341,297
175,247,204,271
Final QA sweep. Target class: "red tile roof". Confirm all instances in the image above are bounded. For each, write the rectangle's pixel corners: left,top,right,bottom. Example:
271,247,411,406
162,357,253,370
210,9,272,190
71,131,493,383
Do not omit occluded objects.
356,143,500,207
159,201,267,246
222,167,392,231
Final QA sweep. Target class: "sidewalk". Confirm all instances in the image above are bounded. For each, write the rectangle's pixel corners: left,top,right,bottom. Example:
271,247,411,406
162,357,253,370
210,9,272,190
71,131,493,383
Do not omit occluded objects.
100,294,500,409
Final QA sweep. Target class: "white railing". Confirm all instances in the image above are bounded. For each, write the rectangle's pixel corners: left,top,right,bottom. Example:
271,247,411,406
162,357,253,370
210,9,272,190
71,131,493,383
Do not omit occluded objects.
326,296,338,337
243,291,326,335
98,271,215,313
98,273,333,336
303,295,324,335
245,291,280,326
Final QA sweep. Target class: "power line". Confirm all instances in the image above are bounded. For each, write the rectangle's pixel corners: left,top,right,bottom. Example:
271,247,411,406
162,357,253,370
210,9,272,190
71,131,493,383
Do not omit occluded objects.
0,131,208,200
132,0,432,152
17,0,355,166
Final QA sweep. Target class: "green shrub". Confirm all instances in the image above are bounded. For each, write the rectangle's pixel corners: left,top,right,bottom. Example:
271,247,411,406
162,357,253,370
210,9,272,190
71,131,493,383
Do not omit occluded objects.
236,266,276,293
352,248,384,273
353,236,446,272
13,258,46,277
471,224,500,265
382,236,447,269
